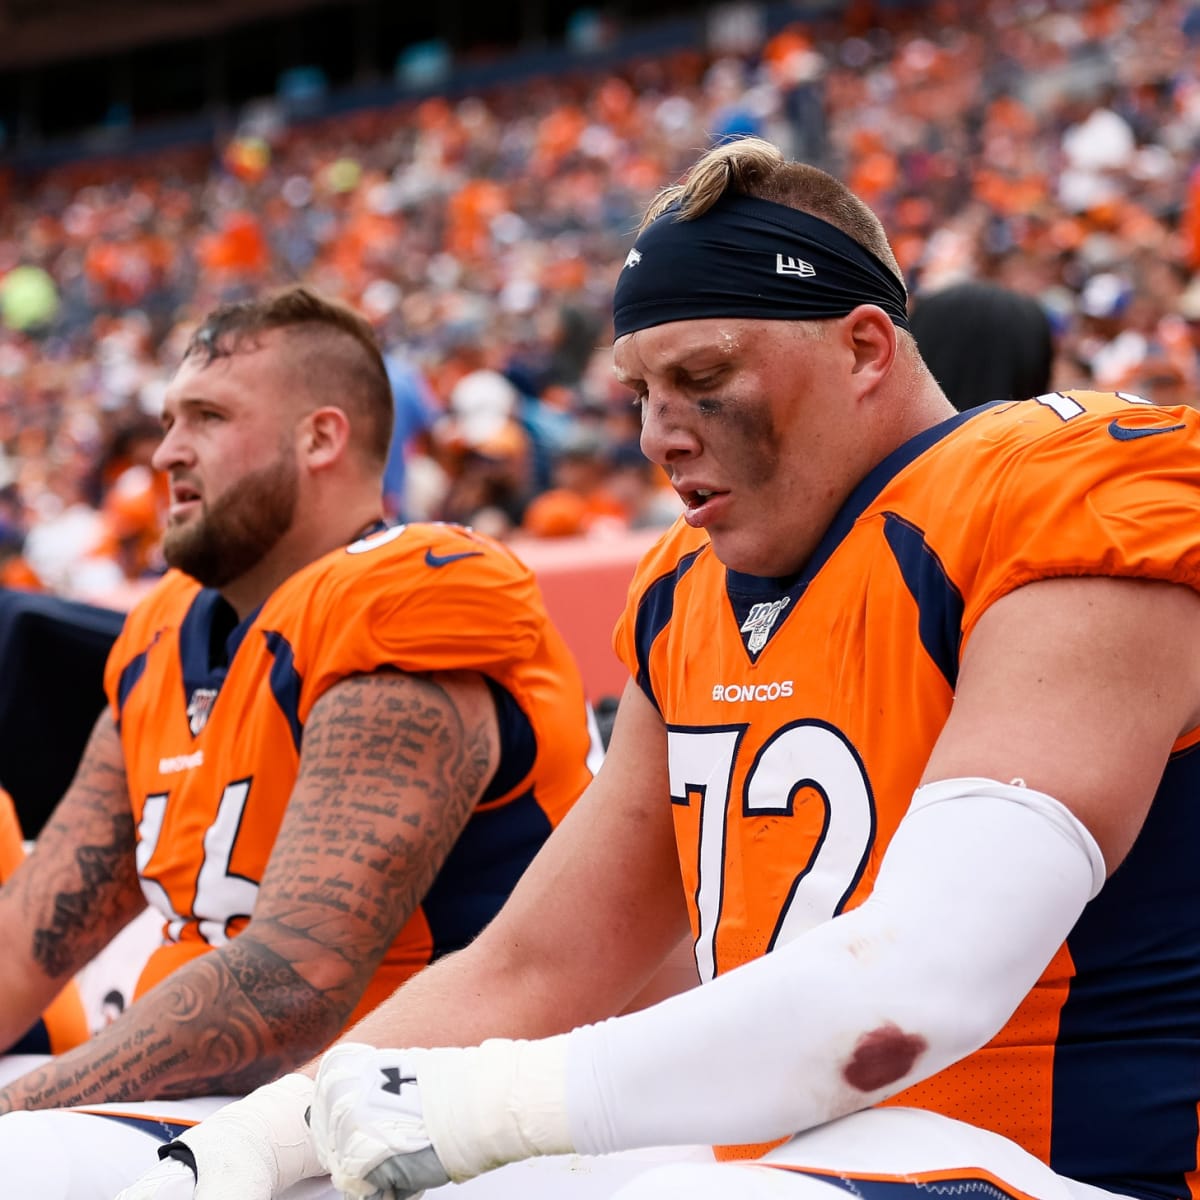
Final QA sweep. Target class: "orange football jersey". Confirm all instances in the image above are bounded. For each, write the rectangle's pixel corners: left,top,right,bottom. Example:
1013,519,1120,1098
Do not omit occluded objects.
106,522,593,1025
614,392,1200,1198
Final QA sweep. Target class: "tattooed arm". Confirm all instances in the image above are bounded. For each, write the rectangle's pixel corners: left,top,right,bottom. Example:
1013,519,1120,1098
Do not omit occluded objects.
0,709,145,1054
0,667,499,1112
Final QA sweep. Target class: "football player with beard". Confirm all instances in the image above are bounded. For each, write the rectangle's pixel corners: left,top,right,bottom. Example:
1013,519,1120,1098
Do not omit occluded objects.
0,286,596,1199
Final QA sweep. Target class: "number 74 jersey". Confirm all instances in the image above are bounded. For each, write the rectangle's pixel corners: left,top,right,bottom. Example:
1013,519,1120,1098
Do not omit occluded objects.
613,393,1200,1189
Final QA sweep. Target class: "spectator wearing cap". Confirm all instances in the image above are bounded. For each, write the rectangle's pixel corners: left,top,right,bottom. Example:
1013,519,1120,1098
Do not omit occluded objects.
1071,272,1138,389
432,369,534,535
1125,356,1194,407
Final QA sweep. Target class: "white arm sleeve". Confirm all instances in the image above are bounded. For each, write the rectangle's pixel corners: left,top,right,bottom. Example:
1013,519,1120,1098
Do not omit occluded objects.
567,777,1106,1154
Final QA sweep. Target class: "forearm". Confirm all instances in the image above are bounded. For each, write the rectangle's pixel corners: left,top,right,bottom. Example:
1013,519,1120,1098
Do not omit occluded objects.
0,712,143,1049
0,929,347,1111
330,683,688,1067
568,779,1105,1154
308,944,570,1077
303,830,691,1074
363,778,1106,1188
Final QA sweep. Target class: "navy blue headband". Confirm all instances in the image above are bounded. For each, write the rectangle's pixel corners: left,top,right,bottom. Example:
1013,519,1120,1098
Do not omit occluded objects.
613,192,910,337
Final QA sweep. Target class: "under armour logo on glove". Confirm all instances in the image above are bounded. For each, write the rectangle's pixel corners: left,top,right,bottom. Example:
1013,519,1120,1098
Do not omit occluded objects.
380,1066,416,1097
312,1044,450,1199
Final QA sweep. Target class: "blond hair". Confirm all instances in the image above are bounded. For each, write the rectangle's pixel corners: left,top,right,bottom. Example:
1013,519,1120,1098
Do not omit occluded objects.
640,137,905,286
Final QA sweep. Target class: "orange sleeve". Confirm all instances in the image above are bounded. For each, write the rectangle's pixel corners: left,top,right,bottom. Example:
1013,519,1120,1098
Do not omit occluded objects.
274,526,546,721
612,520,709,703
103,571,196,716
962,397,1200,642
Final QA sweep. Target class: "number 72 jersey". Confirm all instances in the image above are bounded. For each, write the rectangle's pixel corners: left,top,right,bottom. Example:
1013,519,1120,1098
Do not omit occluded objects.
613,392,1200,1192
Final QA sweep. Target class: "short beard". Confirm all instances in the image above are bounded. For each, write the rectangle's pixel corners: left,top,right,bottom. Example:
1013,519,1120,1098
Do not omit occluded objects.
163,453,299,589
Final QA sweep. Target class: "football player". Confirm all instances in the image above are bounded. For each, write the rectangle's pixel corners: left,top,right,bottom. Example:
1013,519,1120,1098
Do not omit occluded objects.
120,141,1200,1200
0,286,595,1198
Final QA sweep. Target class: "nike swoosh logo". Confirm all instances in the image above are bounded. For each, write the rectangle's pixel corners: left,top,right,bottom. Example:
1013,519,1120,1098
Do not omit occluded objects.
1108,419,1187,441
424,548,485,568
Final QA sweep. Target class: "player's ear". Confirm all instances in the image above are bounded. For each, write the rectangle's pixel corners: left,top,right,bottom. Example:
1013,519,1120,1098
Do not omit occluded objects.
301,406,351,469
844,304,897,394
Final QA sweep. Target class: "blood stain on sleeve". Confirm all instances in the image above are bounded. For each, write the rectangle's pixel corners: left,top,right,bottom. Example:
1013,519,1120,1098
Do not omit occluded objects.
843,1022,927,1091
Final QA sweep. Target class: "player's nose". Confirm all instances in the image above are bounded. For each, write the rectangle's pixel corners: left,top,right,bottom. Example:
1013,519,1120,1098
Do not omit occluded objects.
640,394,702,466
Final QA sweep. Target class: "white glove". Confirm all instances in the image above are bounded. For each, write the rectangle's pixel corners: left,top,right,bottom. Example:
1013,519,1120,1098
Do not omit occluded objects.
111,1158,198,1200
310,1036,572,1198
113,1073,324,1200
310,1043,451,1199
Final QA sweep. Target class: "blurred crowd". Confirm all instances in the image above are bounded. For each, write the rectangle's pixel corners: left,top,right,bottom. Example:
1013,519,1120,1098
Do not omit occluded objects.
2,0,1200,606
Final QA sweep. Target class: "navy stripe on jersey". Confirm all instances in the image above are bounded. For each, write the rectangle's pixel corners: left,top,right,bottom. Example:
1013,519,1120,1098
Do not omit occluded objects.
789,402,999,589
481,677,536,803
177,590,231,692
176,589,258,737
881,512,964,689
262,630,303,754
7,1017,51,1055
1051,739,1200,1199
69,1110,192,1144
115,642,152,720
721,403,996,657
773,1169,1027,1200
421,786,551,959
632,547,705,709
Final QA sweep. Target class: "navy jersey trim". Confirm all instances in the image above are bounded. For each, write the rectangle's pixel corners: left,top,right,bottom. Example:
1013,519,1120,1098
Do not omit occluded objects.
632,547,706,710
481,677,536,803
176,590,258,737
68,1110,193,1144
115,639,154,721
1050,739,1200,1198
771,1169,1028,1200
420,786,552,958
178,590,231,686
7,1017,51,1055
262,630,303,754
881,512,964,689
722,404,996,655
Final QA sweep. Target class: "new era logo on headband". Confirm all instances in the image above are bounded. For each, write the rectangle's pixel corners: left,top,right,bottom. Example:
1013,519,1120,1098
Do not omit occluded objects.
776,254,815,278
611,195,912,337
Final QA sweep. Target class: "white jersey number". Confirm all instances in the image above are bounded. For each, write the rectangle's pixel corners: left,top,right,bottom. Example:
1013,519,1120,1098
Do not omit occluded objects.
667,722,875,982
135,778,259,945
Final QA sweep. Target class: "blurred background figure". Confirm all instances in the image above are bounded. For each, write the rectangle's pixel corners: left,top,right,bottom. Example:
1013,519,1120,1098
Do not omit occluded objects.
909,280,1055,412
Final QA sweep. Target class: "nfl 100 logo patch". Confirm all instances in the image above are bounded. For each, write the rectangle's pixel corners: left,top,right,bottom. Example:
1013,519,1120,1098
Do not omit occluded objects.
739,597,790,654
186,687,219,735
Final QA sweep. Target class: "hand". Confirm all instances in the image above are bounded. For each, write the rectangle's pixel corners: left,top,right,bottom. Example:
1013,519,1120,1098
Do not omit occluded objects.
113,1074,323,1200
112,1158,198,1200
310,1044,450,1199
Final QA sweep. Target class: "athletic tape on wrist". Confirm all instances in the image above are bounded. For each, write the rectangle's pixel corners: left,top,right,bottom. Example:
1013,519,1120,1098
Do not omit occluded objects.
415,1036,572,1181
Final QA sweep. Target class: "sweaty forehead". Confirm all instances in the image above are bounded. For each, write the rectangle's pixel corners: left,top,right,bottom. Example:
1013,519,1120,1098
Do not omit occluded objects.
613,318,755,380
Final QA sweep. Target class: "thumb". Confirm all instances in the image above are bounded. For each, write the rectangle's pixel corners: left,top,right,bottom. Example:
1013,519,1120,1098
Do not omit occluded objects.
114,1157,197,1200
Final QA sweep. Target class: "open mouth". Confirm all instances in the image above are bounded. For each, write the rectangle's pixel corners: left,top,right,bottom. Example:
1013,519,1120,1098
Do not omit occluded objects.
684,487,722,509
168,481,202,519
679,486,729,527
